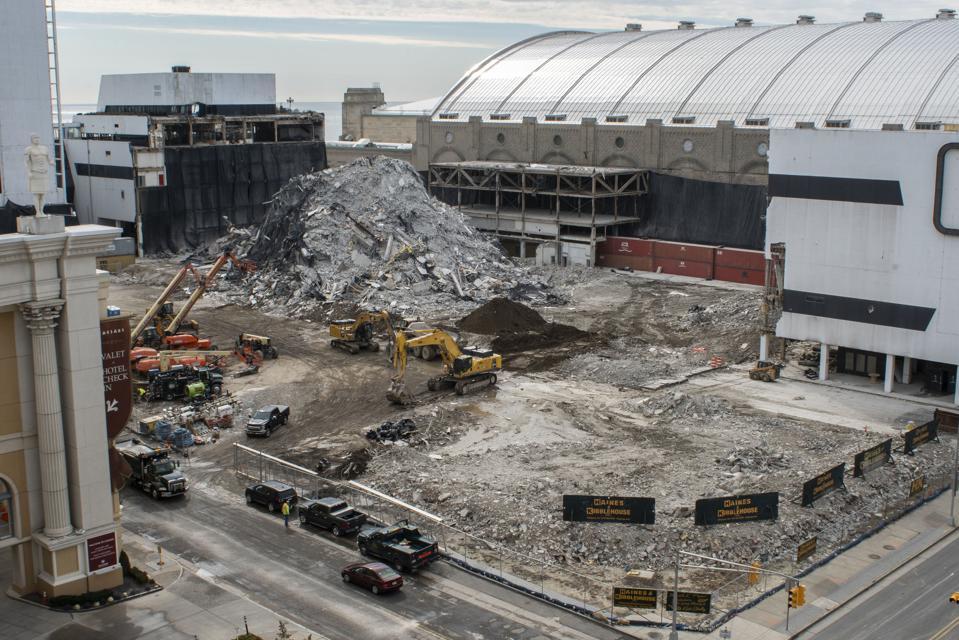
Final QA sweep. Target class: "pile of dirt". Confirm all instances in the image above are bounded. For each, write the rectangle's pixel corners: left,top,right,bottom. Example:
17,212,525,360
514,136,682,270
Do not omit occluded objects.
459,298,547,333
202,157,560,319
458,298,588,354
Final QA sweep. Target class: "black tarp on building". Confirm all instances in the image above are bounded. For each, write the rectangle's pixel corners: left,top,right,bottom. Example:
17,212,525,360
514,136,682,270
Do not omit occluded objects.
139,141,326,253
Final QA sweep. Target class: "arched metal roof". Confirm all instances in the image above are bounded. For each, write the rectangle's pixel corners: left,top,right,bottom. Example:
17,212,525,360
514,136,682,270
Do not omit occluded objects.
432,16,959,129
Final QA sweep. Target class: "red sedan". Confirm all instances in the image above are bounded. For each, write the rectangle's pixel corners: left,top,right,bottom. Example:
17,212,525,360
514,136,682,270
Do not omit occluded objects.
341,562,404,595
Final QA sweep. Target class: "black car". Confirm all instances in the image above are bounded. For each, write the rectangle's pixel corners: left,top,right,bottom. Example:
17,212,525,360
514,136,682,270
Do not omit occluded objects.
245,480,298,512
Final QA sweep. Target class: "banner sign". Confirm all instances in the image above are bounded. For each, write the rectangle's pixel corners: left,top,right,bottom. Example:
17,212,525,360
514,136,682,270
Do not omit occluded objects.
796,537,817,563
100,317,132,438
664,591,711,614
853,439,892,477
694,492,779,525
613,587,658,609
909,475,926,498
903,421,938,455
562,495,655,524
87,532,118,571
801,463,845,507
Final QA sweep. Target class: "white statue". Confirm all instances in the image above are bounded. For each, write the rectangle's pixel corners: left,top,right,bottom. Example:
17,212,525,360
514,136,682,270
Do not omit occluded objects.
24,134,53,217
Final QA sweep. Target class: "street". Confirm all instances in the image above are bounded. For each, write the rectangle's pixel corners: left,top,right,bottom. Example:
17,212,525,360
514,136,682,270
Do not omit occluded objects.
121,485,632,640
799,533,959,640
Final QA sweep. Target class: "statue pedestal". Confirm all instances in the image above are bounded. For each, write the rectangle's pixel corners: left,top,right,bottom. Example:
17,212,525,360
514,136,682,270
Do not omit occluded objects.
18,215,65,235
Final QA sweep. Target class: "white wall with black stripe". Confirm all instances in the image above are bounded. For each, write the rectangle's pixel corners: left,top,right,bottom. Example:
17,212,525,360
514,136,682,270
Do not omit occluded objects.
766,128,959,369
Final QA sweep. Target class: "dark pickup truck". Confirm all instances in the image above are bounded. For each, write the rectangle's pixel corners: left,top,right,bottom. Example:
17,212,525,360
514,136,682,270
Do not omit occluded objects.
298,497,367,536
357,520,439,572
245,404,290,437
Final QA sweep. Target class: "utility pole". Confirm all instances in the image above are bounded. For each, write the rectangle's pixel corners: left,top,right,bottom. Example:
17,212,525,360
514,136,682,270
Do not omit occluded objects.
669,550,680,640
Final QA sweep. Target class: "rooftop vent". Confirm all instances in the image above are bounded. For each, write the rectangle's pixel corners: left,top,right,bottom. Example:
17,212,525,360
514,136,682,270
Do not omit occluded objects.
625,23,642,31
606,114,629,123
795,121,816,129
172,65,191,73
672,115,696,125
489,113,511,120
915,121,943,130
437,112,459,120
938,8,956,18
863,12,883,22
544,113,568,122
678,20,695,30
825,119,851,128
881,123,904,131
735,18,753,27
745,117,769,127
797,15,816,24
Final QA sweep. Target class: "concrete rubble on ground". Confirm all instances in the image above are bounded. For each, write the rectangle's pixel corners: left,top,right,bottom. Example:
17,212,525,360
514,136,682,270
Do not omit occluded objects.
203,156,561,319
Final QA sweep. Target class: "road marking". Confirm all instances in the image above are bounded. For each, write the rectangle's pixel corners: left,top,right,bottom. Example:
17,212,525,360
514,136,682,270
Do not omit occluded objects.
929,615,959,640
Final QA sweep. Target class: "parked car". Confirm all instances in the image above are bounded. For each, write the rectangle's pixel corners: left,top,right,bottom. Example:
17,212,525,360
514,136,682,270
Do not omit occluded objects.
244,480,298,512
245,405,290,437
298,497,367,536
341,562,404,595
357,520,438,572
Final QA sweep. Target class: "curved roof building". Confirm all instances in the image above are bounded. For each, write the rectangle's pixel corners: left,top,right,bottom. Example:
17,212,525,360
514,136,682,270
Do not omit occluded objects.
433,12,959,130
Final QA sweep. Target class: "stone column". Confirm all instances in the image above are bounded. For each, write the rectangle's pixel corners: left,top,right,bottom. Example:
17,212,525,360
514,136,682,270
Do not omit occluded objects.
20,299,72,538
819,343,829,381
902,356,913,385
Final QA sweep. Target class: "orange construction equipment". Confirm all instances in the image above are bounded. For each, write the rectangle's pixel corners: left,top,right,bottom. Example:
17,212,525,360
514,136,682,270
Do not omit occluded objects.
134,350,232,374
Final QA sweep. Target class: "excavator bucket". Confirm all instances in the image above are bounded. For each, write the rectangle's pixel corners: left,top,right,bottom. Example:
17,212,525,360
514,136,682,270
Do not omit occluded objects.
386,381,414,406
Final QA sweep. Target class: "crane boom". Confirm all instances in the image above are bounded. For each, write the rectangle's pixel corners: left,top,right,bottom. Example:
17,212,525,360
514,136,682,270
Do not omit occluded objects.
130,263,200,347
165,251,255,335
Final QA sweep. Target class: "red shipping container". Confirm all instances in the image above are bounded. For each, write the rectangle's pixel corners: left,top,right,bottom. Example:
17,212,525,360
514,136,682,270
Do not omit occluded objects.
654,258,714,279
599,236,654,257
713,266,765,286
653,241,716,264
714,247,766,271
597,254,654,271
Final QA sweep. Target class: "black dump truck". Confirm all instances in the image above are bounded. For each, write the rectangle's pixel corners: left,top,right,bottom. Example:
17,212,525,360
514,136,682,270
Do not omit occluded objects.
118,442,188,499
298,497,367,536
357,520,439,572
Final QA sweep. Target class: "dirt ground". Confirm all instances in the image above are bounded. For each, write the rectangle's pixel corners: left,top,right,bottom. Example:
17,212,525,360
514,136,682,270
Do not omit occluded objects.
111,261,952,626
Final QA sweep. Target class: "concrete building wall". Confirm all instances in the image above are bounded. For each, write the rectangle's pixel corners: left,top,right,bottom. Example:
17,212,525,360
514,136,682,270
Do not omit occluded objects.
767,128,959,369
97,72,275,110
419,117,770,182
64,139,137,225
0,0,62,207
360,114,417,144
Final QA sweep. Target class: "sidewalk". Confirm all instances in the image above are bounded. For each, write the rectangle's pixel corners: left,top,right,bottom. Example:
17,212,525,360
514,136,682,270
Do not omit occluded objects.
691,490,955,639
1,530,321,640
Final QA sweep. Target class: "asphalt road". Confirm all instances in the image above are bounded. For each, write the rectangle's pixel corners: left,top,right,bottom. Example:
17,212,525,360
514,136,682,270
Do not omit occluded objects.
121,487,632,640
801,534,959,640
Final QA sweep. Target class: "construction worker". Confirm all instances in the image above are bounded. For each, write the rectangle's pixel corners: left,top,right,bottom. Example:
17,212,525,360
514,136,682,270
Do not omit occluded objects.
281,500,291,528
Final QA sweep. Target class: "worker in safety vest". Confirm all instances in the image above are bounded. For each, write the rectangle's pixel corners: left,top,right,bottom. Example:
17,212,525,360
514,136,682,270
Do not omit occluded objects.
281,500,291,528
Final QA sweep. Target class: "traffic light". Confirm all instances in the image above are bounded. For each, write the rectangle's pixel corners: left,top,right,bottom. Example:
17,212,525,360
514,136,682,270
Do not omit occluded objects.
789,584,806,608
748,561,761,585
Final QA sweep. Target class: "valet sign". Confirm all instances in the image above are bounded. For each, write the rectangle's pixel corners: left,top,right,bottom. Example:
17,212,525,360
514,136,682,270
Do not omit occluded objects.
87,532,118,571
100,317,132,437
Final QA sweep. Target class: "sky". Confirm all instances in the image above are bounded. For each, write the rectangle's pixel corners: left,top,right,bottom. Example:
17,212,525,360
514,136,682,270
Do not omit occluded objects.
56,1,952,105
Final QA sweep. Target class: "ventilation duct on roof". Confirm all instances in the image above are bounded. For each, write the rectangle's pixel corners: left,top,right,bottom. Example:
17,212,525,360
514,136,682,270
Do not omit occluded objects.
797,15,815,24
625,23,642,31
735,18,753,27
864,12,883,22
678,20,695,30
938,8,956,19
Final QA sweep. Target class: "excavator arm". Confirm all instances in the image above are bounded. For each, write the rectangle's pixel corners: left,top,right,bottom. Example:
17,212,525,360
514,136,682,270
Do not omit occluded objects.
166,251,255,335
388,329,462,403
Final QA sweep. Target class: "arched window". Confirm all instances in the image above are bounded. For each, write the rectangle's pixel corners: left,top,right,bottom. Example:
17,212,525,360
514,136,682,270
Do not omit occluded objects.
0,480,12,539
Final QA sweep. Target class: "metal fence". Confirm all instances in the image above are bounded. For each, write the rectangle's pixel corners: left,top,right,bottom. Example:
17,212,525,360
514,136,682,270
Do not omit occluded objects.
233,440,954,632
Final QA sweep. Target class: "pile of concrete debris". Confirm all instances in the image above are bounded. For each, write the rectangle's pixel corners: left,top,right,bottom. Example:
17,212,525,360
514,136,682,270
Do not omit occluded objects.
209,157,558,319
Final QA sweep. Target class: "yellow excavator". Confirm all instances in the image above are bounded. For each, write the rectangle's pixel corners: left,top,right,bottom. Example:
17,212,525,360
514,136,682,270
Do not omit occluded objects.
329,310,395,354
387,328,502,405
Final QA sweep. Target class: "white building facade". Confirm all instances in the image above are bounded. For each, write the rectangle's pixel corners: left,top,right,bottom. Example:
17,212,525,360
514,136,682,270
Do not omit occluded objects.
767,128,959,402
0,0,64,209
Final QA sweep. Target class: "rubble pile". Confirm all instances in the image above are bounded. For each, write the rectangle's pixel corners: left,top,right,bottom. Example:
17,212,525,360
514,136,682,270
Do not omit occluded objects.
458,298,588,354
558,341,711,389
362,392,954,577
209,157,558,318
678,291,761,333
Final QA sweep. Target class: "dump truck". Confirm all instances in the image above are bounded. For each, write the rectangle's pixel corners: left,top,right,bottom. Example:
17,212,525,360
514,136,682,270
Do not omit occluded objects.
357,520,439,572
118,441,188,499
298,497,367,536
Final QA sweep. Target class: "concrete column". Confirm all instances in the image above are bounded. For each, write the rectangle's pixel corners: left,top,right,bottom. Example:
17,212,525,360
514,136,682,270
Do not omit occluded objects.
20,299,72,538
955,366,958,406
519,241,526,259
759,334,769,362
884,354,895,393
902,356,913,385
818,343,829,381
